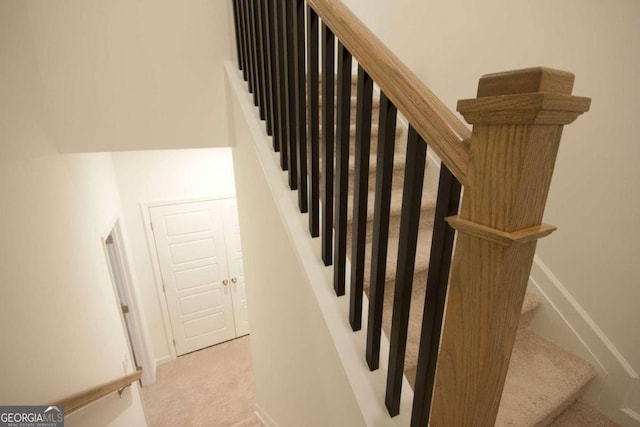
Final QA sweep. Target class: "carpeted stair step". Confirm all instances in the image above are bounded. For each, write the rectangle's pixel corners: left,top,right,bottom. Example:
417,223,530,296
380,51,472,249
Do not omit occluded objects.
515,293,543,335
318,96,383,123
402,293,553,388
315,73,374,97
319,149,408,195
549,400,618,426
519,292,543,330
318,94,381,109
345,153,407,193
346,189,437,229
358,219,434,285
313,73,359,85
399,328,596,427
495,329,596,426
319,121,402,155
346,191,436,259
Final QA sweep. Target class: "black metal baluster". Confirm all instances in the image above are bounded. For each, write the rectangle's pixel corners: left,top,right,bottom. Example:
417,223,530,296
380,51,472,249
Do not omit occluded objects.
333,41,352,295
247,0,262,105
240,1,250,80
252,0,261,102
266,0,279,150
243,0,254,90
320,23,335,266
282,0,297,189
232,0,244,71
253,0,266,120
411,164,461,427
237,0,249,80
366,92,397,370
273,0,287,168
258,0,273,136
294,0,307,213
386,126,427,417
349,66,373,331
307,5,320,237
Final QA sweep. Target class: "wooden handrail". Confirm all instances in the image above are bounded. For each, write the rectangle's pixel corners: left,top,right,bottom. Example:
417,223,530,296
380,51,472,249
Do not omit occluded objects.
306,0,472,185
52,370,142,415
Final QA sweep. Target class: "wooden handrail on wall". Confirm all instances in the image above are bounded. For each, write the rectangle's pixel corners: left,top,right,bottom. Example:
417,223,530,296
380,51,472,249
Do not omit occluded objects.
306,0,472,184
52,370,142,415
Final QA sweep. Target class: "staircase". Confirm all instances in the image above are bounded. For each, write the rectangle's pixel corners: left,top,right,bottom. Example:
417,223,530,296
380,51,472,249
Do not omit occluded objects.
230,0,601,422
335,76,599,425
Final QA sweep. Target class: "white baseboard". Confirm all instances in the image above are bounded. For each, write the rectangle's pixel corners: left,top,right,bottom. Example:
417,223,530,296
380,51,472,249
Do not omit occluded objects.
155,355,172,366
622,407,640,424
255,404,277,427
528,256,640,426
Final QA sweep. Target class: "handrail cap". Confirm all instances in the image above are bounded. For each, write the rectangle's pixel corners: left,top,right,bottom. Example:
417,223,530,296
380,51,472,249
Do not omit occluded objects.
477,67,575,97
457,92,591,125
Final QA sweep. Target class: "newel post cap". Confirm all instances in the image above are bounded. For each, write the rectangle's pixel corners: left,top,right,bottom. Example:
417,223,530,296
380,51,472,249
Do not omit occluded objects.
457,67,591,125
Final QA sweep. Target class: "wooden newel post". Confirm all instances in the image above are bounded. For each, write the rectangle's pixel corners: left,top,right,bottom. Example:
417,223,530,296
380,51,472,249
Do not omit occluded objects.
429,68,591,426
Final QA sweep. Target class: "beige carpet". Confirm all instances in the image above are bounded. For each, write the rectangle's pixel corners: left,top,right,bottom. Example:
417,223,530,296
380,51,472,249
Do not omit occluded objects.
550,400,618,426
141,336,260,427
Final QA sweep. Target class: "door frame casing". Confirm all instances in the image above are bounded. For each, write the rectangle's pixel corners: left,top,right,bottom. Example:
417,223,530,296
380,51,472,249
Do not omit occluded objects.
141,196,236,362
102,218,156,386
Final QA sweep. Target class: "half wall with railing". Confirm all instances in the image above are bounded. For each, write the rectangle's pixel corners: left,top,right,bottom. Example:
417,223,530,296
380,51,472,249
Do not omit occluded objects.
230,0,591,424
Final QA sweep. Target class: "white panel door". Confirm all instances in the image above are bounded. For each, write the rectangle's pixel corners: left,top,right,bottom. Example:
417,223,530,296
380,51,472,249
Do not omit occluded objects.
221,198,250,336
151,200,236,356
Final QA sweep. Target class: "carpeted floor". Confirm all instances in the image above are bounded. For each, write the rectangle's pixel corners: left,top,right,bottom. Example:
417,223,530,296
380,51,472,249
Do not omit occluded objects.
141,336,260,427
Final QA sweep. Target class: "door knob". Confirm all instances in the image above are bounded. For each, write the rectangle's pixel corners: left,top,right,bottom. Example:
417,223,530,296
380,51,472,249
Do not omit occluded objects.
222,279,229,286
231,278,237,284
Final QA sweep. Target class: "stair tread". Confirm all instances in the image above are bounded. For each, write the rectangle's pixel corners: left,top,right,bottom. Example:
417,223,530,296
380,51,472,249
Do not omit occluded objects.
520,293,542,322
346,188,437,225
348,153,407,173
318,96,382,109
495,329,596,426
319,122,402,138
402,327,595,427
518,292,543,329
362,219,434,284
521,292,543,316
319,153,406,170
548,400,618,426
397,293,542,373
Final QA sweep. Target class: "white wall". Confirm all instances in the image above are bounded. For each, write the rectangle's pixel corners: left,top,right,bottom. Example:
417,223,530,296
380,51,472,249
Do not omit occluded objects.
0,3,146,424
23,0,234,153
342,0,640,423
111,149,237,362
